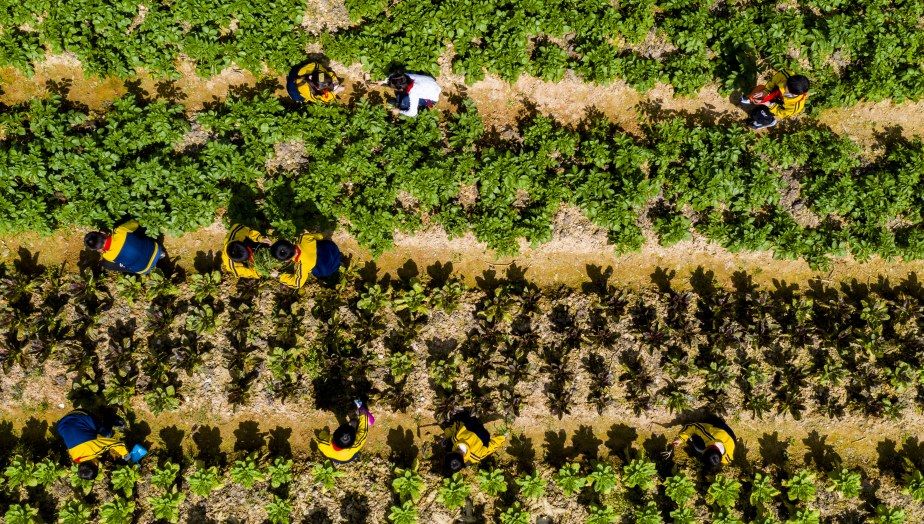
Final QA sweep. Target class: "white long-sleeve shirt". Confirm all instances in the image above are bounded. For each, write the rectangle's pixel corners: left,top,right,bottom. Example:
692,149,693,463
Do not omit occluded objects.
399,74,442,117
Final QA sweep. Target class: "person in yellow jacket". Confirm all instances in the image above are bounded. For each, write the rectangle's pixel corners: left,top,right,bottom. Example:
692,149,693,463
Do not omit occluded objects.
740,71,809,130
55,410,147,480
664,418,737,468
443,411,506,474
271,233,342,288
222,224,269,279
84,219,165,275
315,400,375,463
286,61,342,104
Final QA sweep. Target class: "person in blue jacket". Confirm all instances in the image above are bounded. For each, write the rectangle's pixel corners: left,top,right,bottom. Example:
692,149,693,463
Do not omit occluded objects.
84,219,166,275
55,410,147,480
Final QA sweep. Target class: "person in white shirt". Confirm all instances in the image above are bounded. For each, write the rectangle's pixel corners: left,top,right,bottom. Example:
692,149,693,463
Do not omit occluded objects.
387,72,441,118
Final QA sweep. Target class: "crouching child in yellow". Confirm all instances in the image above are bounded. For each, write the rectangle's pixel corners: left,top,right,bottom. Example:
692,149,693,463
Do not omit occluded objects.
55,410,147,480
443,411,506,474
316,400,375,463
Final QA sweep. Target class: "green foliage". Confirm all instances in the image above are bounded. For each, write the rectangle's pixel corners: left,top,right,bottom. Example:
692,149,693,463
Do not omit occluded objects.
266,496,293,524
312,460,344,491
230,454,265,488
99,498,134,524
437,473,471,510
150,491,185,523
187,466,223,497
4,504,38,524
57,499,93,524
587,463,618,494
553,462,587,496
750,473,780,507
782,470,817,503
266,457,294,489
786,508,820,524
706,475,741,508
150,461,180,491
392,467,424,502
388,500,417,524
144,385,181,414
623,457,657,491
499,503,530,524
904,469,924,501
585,505,617,524
635,501,663,524
669,507,696,524
110,464,141,497
665,473,696,506
515,472,547,500
476,468,508,497
830,468,862,499
873,505,906,524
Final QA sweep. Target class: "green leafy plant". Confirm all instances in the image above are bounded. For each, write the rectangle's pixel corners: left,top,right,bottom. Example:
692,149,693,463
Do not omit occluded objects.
150,461,180,491
110,464,141,497
266,457,294,488
388,500,417,524
782,470,817,503
57,499,93,524
266,495,292,524
830,468,862,499
635,501,663,524
437,472,471,510
587,463,618,494
499,502,530,524
312,460,344,491
145,385,181,414
392,467,424,502
585,505,617,524
4,504,38,524
749,472,780,508
187,466,223,497
665,473,696,506
706,475,741,508
623,457,657,491
554,462,587,496
476,468,508,497
230,454,265,488
99,498,134,524
515,472,547,500
872,505,906,524
150,491,185,523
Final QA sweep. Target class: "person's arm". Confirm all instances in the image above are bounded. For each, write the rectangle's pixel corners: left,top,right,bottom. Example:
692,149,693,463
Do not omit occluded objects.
770,96,806,119
763,71,786,93
673,425,694,446
484,435,506,457
399,91,420,117
353,414,369,451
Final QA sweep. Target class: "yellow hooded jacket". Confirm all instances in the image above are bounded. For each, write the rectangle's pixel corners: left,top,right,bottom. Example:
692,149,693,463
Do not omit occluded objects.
295,62,339,103
445,422,506,465
279,233,323,289
764,71,807,119
315,415,369,463
676,422,736,465
222,224,262,279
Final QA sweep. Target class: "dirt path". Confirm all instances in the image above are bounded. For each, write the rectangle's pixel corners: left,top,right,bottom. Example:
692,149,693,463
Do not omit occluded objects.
2,216,923,290
2,55,923,150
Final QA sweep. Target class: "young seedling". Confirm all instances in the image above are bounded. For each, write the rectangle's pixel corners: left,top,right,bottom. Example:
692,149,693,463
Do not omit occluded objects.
499,502,530,524
782,470,816,503
515,471,547,500
58,499,93,524
623,457,657,491
830,468,862,499
669,507,696,524
553,462,586,496
266,457,294,488
388,500,417,524
4,504,39,524
665,473,696,506
187,466,223,497
787,508,820,524
873,505,906,524
99,498,135,524
903,468,924,501
230,454,265,488
706,475,741,509
437,472,471,510
749,472,780,508
635,501,663,524
586,505,618,524
476,468,508,497
312,460,343,491
110,464,141,497
392,467,424,502
266,495,293,524
587,463,618,494
150,491,185,523
150,461,180,491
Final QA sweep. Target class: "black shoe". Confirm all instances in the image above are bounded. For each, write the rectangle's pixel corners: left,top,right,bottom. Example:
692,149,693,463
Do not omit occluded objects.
739,95,752,105
750,119,777,130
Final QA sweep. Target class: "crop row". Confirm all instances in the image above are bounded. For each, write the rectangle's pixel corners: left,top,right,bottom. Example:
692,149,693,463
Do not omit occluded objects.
1,0,922,110
2,253,923,422
2,89,924,266
2,418,923,523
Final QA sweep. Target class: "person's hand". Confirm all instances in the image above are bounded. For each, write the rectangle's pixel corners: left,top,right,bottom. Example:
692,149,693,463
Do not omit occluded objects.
660,448,673,459
389,107,401,116
270,270,280,278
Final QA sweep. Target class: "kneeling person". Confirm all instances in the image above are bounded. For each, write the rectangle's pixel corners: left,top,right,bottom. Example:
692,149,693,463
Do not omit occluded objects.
667,419,736,468
741,71,810,130
316,400,375,463
272,233,342,288
55,410,146,480
444,411,506,474
84,219,165,275
222,224,269,279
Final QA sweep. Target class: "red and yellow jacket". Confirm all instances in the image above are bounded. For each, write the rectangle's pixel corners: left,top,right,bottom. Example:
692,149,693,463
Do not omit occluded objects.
676,422,736,465
315,415,369,463
759,71,808,119
56,411,129,463
279,233,324,288
295,62,339,103
445,422,505,465
101,220,163,274
222,224,262,279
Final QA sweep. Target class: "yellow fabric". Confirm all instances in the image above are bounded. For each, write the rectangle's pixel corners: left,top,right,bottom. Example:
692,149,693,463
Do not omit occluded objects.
68,438,129,463
101,220,139,262
677,422,736,464
316,415,369,462
445,422,506,464
279,232,323,289
222,224,262,279
765,71,807,119
296,63,339,103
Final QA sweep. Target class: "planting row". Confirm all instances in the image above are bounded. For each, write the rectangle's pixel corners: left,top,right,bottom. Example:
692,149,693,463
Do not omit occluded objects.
1,89,923,266
1,420,922,523
1,0,922,110
2,256,923,421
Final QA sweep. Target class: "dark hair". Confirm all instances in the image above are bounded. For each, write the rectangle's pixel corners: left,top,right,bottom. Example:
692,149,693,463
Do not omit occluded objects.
705,447,723,468
84,232,107,250
444,452,465,474
226,241,250,262
333,424,356,448
387,72,411,92
270,240,297,261
786,75,809,95
77,461,99,480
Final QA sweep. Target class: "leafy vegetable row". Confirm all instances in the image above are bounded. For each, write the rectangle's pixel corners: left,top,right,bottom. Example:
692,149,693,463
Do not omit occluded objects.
1,0,923,109
2,88,923,265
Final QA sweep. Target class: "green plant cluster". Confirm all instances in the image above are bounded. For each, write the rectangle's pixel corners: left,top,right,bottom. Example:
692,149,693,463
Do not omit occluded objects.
325,0,924,106
2,89,923,265
1,422,919,523
0,0,308,77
